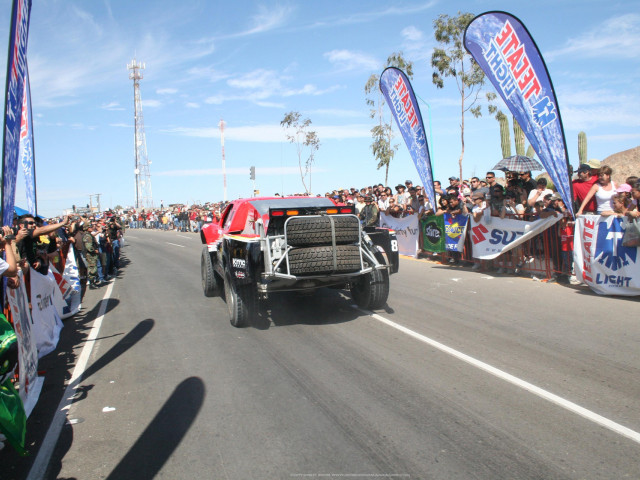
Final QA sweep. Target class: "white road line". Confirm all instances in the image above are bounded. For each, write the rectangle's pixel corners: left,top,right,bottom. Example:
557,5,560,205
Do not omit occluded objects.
176,234,192,240
361,308,640,446
166,242,185,248
27,282,115,480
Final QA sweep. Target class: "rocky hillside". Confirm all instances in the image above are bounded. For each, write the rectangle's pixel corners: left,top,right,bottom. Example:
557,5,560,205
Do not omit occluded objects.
601,146,640,185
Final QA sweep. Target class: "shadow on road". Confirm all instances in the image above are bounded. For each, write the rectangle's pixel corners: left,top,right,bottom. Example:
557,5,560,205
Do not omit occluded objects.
105,377,205,480
253,289,364,330
79,318,154,384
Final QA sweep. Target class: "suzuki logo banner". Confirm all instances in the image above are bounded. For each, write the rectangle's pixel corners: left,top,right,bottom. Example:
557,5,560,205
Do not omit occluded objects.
464,11,573,216
470,214,561,260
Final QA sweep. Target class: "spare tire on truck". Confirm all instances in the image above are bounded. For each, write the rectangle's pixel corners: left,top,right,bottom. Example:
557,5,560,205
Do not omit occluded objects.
286,215,360,247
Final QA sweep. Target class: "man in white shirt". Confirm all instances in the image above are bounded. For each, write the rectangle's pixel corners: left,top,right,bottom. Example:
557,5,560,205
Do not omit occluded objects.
527,178,554,207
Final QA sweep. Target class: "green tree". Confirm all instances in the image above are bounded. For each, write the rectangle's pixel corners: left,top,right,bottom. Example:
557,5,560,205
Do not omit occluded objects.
364,52,414,187
280,111,320,194
431,11,497,180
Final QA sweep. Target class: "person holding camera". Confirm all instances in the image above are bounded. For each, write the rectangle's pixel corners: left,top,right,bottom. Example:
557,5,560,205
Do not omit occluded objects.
0,226,18,278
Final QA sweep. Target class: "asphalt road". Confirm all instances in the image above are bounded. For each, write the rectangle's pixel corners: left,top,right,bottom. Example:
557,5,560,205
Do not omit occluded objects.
4,228,640,479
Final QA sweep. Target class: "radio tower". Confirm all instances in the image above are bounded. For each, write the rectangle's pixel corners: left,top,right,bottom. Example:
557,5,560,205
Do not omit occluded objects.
127,58,153,209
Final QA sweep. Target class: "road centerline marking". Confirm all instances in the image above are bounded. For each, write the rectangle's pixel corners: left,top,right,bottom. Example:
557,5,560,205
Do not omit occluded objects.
359,307,640,446
166,242,185,248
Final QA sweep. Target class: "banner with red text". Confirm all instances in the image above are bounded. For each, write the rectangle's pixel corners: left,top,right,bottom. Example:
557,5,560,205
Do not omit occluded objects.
464,12,572,216
379,67,436,210
470,214,561,259
574,215,640,296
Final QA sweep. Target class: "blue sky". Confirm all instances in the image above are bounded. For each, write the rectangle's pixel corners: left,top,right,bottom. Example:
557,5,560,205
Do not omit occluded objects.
1,0,639,217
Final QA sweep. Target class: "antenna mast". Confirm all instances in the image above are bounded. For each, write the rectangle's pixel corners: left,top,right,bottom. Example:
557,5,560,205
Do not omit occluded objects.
127,58,153,209
219,118,227,201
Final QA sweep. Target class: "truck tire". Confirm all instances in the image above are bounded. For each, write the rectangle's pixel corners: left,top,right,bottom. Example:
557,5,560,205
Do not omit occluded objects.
201,247,221,297
350,267,389,310
224,271,254,328
288,245,361,275
286,216,360,247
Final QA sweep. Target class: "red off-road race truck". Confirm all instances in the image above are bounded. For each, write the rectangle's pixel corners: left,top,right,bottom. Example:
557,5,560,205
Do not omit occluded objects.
200,196,399,327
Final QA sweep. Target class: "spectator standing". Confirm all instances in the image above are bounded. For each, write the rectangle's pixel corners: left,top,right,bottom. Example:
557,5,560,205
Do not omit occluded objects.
359,196,379,227
527,178,553,208
377,192,389,212
577,166,616,216
520,171,537,195
572,164,598,213
82,223,100,288
394,184,409,210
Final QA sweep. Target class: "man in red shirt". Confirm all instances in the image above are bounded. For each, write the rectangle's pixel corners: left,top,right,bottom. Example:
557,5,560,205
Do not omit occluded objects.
572,163,598,213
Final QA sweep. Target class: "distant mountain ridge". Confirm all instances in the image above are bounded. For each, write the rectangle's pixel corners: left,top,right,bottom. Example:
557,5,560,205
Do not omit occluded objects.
602,146,640,185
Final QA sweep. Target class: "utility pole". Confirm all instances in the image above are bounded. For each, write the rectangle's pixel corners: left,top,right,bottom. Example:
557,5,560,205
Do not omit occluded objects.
128,58,153,209
219,119,227,202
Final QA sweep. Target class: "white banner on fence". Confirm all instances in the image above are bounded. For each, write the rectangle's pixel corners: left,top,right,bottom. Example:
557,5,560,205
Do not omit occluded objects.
60,247,82,318
379,213,419,257
574,215,640,296
6,271,43,416
30,268,65,358
470,214,562,260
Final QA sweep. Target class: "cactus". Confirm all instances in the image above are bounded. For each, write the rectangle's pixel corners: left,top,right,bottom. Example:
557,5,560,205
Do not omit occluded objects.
526,144,536,159
578,131,587,165
513,116,525,156
498,113,511,158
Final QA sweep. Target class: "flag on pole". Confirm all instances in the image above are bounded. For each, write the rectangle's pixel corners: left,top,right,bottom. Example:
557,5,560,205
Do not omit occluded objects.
2,0,33,227
19,66,36,215
464,11,573,216
379,67,436,210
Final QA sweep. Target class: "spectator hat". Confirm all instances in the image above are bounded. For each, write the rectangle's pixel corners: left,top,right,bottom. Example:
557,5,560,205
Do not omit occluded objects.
395,184,406,190
408,186,417,192
577,164,591,173
550,193,562,200
616,183,632,193
364,196,373,201
585,158,601,169
448,176,459,181
405,180,413,184
471,191,485,200
462,187,471,195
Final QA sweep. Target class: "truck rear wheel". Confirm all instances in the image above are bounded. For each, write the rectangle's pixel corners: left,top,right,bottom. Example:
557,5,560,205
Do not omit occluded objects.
224,272,254,328
201,247,221,297
350,267,389,310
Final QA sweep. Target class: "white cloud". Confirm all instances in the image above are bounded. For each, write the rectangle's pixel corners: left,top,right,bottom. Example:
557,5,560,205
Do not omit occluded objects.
186,102,200,109
324,49,379,72
141,99,162,108
101,101,124,111
401,26,423,42
238,5,294,36
157,88,178,95
546,14,640,60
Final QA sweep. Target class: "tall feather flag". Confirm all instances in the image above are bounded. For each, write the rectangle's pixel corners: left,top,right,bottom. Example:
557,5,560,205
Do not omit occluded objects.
2,0,33,227
379,67,436,210
19,66,36,216
464,11,573,215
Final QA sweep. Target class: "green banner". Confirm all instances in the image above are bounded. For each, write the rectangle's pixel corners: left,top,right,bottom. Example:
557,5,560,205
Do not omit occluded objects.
0,314,26,455
421,215,445,252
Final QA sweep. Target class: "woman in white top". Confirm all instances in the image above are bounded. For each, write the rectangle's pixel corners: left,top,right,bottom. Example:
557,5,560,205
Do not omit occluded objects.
577,165,616,216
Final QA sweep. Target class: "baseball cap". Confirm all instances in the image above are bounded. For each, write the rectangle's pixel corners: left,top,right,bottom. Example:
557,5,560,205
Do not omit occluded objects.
448,176,459,181
577,164,591,173
616,184,632,193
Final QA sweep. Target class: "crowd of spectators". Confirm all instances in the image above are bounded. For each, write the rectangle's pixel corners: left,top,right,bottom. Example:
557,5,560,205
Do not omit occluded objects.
319,160,639,282
3,160,636,291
